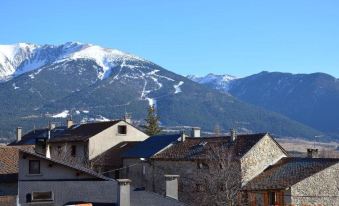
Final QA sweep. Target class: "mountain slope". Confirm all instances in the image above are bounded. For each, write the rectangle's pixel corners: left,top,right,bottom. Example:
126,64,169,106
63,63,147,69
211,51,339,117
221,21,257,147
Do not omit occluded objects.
187,73,236,92
227,71,339,135
0,43,321,141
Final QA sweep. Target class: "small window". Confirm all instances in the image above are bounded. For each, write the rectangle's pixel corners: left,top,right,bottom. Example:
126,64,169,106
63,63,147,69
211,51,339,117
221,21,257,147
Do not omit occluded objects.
197,161,209,169
32,191,53,202
57,146,62,155
142,165,146,176
118,125,127,135
268,192,277,206
71,145,76,157
29,160,40,174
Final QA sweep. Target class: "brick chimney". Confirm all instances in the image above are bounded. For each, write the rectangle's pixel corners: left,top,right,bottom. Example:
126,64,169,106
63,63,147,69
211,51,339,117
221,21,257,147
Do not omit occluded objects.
16,127,22,142
230,128,237,142
191,127,201,138
66,118,73,128
164,175,179,200
307,148,319,158
117,179,131,206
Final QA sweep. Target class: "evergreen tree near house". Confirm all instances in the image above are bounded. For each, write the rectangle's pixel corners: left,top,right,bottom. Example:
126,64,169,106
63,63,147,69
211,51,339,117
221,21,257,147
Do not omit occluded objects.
145,104,161,136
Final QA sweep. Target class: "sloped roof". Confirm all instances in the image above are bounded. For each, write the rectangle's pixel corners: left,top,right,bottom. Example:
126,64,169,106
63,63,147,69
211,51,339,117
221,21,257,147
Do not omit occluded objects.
123,134,182,158
153,133,269,160
48,121,121,142
243,157,339,191
0,146,19,182
91,141,140,167
10,121,124,145
19,148,112,181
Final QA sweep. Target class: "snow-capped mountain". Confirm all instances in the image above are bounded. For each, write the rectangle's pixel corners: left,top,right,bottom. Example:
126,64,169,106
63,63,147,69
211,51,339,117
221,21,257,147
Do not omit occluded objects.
0,42,321,141
0,42,146,81
187,73,237,92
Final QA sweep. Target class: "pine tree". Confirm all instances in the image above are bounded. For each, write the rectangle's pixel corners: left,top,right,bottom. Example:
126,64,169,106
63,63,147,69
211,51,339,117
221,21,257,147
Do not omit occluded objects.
145,104,161,136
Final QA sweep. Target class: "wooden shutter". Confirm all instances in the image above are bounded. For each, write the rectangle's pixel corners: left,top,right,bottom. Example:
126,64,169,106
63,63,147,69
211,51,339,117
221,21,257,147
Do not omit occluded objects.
263,192,269,206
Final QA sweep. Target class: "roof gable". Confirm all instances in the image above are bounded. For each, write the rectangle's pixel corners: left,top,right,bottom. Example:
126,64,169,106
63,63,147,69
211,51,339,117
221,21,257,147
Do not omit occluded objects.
243,157,339,190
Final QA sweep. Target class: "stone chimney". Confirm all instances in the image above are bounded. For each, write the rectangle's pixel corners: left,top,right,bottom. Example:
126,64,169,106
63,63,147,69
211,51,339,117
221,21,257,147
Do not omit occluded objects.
180,131,186,142
16,127,22,142
117,179,131,206
307,148,319,158
124,113,132,124
191,127,201,138
66,118,73,128
230,128,237,142
164,175,179,200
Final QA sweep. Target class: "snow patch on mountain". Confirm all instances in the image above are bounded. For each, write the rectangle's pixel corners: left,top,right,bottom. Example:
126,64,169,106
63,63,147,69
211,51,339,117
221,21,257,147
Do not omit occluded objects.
174,81,184,94
188,73,237,91
52,110,70,118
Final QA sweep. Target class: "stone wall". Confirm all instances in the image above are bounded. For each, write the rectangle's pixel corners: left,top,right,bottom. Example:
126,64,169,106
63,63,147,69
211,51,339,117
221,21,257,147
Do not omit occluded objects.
240,135,287,184
291,163,339,206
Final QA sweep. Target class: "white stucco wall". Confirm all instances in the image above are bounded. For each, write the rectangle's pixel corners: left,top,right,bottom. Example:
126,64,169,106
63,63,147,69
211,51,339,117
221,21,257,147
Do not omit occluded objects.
88,121,148,159
18,180,116,206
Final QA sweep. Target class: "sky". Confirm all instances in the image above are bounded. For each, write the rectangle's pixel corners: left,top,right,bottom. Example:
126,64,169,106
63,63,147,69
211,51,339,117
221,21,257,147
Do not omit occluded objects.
1,0,339,78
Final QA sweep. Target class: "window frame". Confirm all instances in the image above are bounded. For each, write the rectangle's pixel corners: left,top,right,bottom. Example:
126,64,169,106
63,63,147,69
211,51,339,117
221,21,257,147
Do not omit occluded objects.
28,160,40,175
117,125,127,135
31,191,54,202
71,145,76,157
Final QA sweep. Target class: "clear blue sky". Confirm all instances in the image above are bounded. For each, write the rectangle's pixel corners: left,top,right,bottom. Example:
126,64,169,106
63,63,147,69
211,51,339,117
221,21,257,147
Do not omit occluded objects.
1,0,339,77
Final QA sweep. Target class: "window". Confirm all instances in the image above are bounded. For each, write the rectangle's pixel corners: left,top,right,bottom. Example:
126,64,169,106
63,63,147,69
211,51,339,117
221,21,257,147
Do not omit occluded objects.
32,191,53,202
197,161,209,169
118,125,127,135
57,146,62,155
71,145,76,157
268,192,277,206
29,160,40,174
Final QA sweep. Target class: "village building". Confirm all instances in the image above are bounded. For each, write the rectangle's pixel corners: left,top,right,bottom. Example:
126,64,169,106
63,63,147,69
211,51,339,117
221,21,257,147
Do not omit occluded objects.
1,145,185,206
10,119,149,175
122,131,288,204
243,157,339,206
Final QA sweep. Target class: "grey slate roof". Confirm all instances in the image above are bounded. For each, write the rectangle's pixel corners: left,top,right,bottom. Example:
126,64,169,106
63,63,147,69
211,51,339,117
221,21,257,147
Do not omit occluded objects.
9,120,125,145
243,157,339,191
123,134,181,158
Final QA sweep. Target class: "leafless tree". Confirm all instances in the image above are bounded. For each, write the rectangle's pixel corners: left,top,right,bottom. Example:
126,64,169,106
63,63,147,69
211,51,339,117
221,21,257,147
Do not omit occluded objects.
187,143,245,206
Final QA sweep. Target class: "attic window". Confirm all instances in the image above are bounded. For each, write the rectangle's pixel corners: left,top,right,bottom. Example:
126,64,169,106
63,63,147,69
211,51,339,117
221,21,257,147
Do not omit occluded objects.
71,145,76,157
118,125,127,135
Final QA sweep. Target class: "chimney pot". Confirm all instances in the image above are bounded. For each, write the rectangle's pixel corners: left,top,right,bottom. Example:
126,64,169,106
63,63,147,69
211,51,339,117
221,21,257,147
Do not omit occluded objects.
117,179,131,206
191,127,201,138
307,148,318,158
164,175,179,200
230,128,237,142
180,131,186,142
67,119,73,128
16,127,22,142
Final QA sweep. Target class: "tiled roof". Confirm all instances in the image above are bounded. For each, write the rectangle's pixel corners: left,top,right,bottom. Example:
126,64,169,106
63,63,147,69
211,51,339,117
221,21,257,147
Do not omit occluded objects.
48,121,121,142
122,134,182,158
10,121,123,145
0,146,19,178
243,157,339,191
91,141,140,167
19,147,113,181
152,133,269,160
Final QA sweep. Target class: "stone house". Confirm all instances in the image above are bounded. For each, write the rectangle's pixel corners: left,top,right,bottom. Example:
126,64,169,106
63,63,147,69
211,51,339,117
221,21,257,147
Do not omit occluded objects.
10,119,149,173
242,157,339,206
122,131,288,204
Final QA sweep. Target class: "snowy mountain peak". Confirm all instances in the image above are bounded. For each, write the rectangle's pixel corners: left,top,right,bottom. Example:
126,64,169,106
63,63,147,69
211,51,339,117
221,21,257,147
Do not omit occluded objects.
0,42,147,81
187,73,237,91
